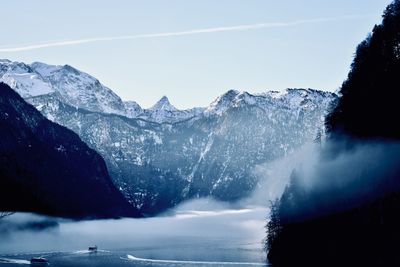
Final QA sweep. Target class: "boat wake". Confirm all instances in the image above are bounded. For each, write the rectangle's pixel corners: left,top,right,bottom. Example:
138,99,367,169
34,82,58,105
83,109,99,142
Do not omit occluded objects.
73,249,110,254
0,257,30,265
123,254,268,266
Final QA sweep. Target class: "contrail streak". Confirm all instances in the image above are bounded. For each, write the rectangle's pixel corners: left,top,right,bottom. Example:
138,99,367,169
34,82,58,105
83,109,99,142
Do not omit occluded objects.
0,15,371,53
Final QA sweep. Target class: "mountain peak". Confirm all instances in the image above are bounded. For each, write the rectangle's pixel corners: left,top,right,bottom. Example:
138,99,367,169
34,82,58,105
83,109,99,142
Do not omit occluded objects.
30,61,62,77
150,96,178,111
222,89,240,98
204,89,241,116
62,64,82,75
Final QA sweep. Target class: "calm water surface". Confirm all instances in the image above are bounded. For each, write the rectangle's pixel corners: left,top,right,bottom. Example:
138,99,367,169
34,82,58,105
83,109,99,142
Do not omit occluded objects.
0,200,268,267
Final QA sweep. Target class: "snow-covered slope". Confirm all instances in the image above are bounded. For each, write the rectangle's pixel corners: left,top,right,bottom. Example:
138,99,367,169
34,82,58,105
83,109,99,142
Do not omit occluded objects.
0,60,204,123
205,89,241,116
150,96,177,111
1,59,337,214
205,89,334,117
0,59,54,98
124,100,143,118
0,60,126,115
32,62,127,115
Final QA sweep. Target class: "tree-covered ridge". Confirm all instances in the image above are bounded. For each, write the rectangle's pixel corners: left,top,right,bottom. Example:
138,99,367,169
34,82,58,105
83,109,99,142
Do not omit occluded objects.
267,1,400,265
326,0,400,139
0,82,140,219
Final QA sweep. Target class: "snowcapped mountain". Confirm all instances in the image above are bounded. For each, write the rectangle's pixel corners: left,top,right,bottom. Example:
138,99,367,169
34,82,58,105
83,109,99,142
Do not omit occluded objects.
0,60,126,115
205,89,334,117
205,89,240,116
0,59,55,98
0,59,337,214
0,60,203,123
150,96,177,111
138,96,205,123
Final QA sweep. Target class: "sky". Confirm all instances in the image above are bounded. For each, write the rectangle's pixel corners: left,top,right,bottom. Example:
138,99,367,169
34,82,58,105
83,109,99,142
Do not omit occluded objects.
0,0,393,109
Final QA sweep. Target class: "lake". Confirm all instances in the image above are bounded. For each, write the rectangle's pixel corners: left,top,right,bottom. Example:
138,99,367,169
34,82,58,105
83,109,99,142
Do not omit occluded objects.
0,199,268,267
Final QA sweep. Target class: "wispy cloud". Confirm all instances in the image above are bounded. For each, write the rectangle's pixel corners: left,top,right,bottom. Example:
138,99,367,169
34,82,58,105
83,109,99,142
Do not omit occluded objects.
0,15,371,53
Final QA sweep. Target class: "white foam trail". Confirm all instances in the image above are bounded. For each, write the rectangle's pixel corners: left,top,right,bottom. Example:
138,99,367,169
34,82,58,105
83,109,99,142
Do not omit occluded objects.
72,249,110,254
124,254,268,266
73,250,92,254
0,257,30,264
96,249,110,253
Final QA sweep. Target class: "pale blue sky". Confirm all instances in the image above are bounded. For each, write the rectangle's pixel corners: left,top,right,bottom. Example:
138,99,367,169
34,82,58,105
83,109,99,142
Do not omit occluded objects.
0,0,393,108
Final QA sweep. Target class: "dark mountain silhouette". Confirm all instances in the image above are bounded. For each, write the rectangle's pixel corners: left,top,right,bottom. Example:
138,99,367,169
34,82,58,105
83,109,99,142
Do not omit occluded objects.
0,82,140,219
267,1,400,266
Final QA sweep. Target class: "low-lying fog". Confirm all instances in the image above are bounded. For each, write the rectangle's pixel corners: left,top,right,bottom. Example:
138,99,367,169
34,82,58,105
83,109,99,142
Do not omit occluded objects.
2,140,395,266
3,143,329,265
0,198,267,265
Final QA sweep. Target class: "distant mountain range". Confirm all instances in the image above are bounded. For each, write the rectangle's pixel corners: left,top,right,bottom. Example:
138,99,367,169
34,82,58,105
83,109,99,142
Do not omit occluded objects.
0,59,203,124
0,82,140,218
0,59,337,214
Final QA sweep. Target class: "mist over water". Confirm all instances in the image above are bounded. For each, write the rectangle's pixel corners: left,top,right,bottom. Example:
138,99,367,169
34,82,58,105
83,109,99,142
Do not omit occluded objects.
2,143,356,266
3,140,394,265
254,140,400,221
0,198,267,266
0,140,319,267
248,143,319,205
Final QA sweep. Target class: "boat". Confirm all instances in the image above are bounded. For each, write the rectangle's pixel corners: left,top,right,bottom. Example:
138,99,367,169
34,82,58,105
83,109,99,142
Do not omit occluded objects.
30,257,49,265
88,245,98,253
